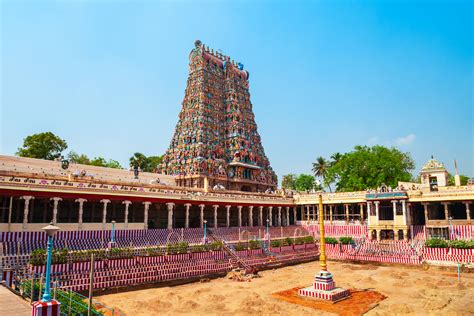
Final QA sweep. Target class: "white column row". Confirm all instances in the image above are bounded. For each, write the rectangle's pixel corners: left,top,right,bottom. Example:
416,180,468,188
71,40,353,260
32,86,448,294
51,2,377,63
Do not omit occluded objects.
16,196,294,231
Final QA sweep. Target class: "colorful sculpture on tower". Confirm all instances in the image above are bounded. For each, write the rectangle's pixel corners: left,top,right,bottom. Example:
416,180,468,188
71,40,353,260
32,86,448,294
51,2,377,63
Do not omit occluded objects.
158,40,277,192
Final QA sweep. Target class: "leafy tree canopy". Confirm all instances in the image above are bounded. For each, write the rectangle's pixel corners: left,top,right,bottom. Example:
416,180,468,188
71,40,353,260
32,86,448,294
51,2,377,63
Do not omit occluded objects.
17,132,67,160
67,151,91,165
448,173,471,186
324,145,415,192
90,157,122,169
129,153,164,172
67,151,121,169
282,174,297,190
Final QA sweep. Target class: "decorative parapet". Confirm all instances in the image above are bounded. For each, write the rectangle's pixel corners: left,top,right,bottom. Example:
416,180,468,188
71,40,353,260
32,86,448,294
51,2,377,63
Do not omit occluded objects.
406,185,474,202
294,191,366,204
365,192,408,200
0,175,293,205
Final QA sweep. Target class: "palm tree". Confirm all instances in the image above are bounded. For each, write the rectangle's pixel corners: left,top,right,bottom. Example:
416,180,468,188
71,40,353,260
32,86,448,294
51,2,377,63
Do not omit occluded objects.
330,152,342,166
312,156,332,192
129,152,148,170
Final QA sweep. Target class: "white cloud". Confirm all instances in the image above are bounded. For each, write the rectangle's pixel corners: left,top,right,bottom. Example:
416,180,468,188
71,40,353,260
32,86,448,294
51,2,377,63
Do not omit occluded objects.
395,134,416,146
367,134,416,147
367,136,380,145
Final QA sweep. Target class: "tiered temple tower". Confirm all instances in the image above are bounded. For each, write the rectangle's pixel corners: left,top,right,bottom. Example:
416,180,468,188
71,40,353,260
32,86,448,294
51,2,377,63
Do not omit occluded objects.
158,40,277,192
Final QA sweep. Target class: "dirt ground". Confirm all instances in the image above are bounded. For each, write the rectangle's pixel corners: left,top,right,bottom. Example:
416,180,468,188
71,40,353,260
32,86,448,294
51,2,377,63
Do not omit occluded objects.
95,261,474,315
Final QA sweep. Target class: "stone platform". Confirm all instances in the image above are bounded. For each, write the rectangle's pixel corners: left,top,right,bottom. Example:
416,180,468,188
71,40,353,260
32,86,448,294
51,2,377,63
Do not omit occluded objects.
298,271,350,302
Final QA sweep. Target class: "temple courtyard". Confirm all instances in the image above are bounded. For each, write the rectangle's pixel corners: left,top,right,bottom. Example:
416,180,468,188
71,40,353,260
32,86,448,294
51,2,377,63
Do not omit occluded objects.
95,260,474,315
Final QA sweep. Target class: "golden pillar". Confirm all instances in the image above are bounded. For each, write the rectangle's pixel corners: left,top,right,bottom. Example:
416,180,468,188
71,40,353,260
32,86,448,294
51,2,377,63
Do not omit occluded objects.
318,194,327,271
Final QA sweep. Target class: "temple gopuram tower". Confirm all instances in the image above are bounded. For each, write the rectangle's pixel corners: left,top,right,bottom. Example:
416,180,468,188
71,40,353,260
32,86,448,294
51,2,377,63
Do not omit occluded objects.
158,40,277,192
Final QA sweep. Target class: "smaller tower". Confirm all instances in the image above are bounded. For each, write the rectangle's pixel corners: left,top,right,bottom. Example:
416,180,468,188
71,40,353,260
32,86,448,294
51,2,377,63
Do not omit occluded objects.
419,156,448,191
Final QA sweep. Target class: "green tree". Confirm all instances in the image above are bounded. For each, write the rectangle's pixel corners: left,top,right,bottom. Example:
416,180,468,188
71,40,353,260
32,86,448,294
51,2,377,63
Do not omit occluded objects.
129,153,163,172
330,152,342,166
312,156,331,192
129,152,148,170
294,174,321,192
282,174,297,190
17,132,68,160
67,151,91,165
448,173,471,186
90,157,122,169
325,145,415,192
145,155,163,172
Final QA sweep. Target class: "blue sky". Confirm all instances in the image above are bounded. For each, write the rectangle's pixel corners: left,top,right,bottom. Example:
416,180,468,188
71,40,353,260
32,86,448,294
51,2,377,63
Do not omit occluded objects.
1,0,473,179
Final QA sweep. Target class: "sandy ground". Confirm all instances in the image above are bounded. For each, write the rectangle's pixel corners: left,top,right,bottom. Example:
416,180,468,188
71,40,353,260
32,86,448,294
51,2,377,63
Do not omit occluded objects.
95,261,474,315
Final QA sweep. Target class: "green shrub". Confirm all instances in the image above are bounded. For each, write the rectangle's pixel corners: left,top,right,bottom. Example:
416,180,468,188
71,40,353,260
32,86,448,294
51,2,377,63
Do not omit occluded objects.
29,249,46,266
294,237,305,245
167,242,189,254
448,239,474,249
339,236,353,245
270,239,281,247
208,241,223,251
303,236,314,244
191,244,207,253
21,280,103,315
425,238,448,248
285,237,293,246
144,246,163,256
234,243,246,251
324,237,338,244
249,240,261,250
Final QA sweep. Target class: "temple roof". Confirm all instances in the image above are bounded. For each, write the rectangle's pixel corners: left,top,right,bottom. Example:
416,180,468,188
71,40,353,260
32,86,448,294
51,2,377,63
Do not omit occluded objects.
420,157,446,172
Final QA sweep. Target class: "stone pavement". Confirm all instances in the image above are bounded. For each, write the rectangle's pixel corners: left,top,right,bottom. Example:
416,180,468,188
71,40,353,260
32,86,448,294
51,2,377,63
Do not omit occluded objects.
0,284,31,316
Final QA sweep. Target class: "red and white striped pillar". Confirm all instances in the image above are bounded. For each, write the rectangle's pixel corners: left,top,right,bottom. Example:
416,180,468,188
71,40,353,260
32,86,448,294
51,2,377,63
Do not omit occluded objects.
32,300,61,316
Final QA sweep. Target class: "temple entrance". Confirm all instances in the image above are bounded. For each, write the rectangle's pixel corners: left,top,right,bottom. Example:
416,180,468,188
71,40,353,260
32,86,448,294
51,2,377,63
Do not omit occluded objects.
241,185,252,192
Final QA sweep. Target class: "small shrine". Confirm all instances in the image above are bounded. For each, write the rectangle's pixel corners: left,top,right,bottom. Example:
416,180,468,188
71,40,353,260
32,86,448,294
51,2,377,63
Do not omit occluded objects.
419,156,448,191
158,40,277,192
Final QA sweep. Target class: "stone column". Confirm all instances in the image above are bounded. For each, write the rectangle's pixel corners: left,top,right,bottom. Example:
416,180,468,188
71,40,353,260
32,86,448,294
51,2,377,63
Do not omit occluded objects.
100,199,111,230
293,206,297,225
401,200,407,225
359,204,364,223
199,204,205,228
366,202,371,226
248,206,254,227
213,205,219,228
268,206,273,226
464,202,471,222
122,200,131,230
403,229,408,241
422,203,429,224
259,206,263,226
394,229,399,240
143,202,151,229
300,205,304,221
237,206,243,227
277,206,282,226
329,205,333,225
442,203,450,221
286,206,290,226
166,202,175,229
76,198,87,231
50,197,62,225
391,200,397,220
184,203,192,228
21,196,34,231
376,229,381,241
374,201,380,221
344,204,350,223
225,205,231,227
